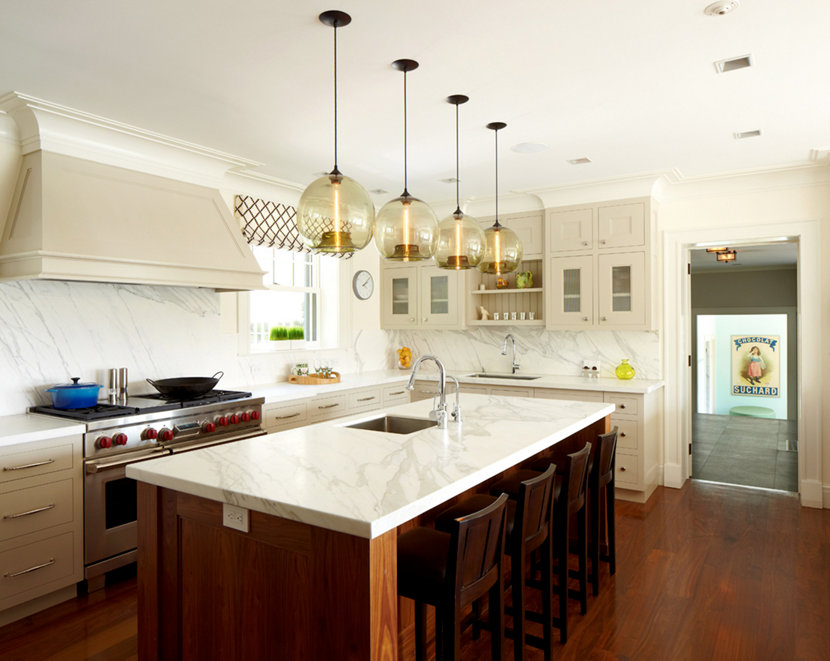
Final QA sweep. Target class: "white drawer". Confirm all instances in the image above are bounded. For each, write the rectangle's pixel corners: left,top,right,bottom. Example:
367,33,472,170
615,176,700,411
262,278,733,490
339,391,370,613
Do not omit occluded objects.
0,478,74,540
612,419,639,452
490,386,532,397
263,401,308,432
382,384,410,406
614,451,640,488
308,394,348,422
459,384,489,394
347,387,382,412
603,393,640,417
535,388,604,403
0,531,76,606
0,440,76,485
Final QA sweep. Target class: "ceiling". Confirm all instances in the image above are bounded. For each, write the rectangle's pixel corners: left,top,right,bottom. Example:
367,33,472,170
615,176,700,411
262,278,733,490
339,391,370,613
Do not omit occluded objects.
690,241,797,271
1,1,829,207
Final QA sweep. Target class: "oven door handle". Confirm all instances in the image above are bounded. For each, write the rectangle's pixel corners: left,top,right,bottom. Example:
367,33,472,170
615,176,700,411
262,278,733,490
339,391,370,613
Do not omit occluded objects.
84,447,170,474
167,430,267,453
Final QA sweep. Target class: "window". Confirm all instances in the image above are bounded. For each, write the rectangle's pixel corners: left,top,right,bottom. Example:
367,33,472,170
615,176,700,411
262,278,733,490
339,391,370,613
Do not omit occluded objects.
240,247,339,353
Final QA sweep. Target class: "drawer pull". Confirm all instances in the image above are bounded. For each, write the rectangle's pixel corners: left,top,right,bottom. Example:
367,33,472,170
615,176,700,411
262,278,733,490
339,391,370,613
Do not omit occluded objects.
3,459,55,472
619,404,626,410
275,412,301,420
388,391,406,396
3,503,56,520
619,466,627,472
318,403,340,410
620,432,627,438
356,396,376,402
4,557,55,578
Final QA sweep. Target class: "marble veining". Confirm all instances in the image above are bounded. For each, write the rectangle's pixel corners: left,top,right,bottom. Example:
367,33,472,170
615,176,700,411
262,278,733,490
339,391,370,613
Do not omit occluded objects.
127,394,614,538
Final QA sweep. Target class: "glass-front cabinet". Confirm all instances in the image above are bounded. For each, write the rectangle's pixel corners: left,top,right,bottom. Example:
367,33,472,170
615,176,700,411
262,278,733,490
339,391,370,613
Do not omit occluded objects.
597,252,646,326
547,255,594,327
381,264,462,330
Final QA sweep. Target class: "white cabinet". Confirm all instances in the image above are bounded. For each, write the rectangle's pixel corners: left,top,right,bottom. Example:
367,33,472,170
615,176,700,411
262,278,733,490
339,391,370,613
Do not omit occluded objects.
381,264,463,330
548,201,645,253
262,400,309,433
596,252,646,327
547,207,594,252
547,255,594,327
0,434,83,616
478,211,544,259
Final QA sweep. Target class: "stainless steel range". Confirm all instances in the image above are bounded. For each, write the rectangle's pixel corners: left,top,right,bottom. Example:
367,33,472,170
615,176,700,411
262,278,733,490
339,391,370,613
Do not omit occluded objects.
32,389,265,589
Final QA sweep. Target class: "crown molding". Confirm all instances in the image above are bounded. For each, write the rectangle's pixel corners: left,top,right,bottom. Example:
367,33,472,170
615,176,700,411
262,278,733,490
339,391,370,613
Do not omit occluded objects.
521,170,671,208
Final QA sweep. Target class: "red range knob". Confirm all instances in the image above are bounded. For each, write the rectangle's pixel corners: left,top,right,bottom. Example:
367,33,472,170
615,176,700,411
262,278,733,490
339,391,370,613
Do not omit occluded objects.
113,433,128,446
203,422,216,433
97,436,113,449
240,412,250,423
143,428,158,440
250,410,260,421
217,416,228,427
229,414,240,425
160,428,174,442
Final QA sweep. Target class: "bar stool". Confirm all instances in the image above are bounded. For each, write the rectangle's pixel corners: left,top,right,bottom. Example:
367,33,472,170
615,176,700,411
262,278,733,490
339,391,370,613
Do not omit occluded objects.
436,465,557,661
397,493,509,661
589,428,618,595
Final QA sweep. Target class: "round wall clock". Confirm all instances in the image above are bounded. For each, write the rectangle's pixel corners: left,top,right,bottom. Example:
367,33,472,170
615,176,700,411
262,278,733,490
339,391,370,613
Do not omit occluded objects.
352,269,374,300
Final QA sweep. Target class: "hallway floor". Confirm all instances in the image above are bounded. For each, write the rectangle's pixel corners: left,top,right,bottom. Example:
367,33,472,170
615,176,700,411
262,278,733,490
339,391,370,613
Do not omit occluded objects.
692,412,797,491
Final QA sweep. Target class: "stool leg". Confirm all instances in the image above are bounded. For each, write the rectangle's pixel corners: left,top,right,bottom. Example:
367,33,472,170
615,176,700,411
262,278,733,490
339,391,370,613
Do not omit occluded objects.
490,579,505,661
511,551,525,661
590,483,600,596
415,601,427,661
577,505,588,615
541,536,554,661
607,479,616,575
555,514,568,644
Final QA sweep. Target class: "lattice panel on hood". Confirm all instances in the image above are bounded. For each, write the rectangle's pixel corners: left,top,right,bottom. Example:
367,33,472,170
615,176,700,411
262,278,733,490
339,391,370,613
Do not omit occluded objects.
234,194,353,259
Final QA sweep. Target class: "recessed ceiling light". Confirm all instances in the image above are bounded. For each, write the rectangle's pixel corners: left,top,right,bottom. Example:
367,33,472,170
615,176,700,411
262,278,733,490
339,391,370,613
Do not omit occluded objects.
714,54,752,73
568,157,592,165
511,142,548,154
441,177,459,184
704,0,740,16
369,188,388,195
734,129,762,140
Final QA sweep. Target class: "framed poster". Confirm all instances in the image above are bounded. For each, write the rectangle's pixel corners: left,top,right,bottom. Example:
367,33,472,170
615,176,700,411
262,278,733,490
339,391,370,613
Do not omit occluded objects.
731,335,780,397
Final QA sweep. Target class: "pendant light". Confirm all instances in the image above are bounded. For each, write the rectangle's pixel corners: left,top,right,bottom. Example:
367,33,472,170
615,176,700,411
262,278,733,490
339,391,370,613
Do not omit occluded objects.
374,59,438,261
296,10,374,254
434,95,485,270
478,122,522,274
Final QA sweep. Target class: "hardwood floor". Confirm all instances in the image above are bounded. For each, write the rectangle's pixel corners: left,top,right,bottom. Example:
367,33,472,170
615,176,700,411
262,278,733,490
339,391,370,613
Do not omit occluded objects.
1,481,828,660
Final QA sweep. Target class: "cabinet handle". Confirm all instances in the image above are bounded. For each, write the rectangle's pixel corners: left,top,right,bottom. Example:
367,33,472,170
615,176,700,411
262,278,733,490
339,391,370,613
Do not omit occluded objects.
356,396,376,402
619,466,627,472
582,241,589,246
601,316,607,321
620,404,626,410
582,316,589,322
387,391,406,396
600,239,606,245
3,459,55,472
318,403,340,410
275,412,301,420
620,432,627,438
4,557,55,578
423,317,428,323
3,503,56,520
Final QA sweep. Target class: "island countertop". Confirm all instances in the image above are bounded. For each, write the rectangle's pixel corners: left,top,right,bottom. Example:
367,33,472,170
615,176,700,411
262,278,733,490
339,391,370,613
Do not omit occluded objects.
127,393,613,539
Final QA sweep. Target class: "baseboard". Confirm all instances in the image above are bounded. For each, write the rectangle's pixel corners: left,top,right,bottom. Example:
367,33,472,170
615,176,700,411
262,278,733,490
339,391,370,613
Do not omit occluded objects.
0,584,77,627
822,484,830,509
799,478,824,509
662,462,684,489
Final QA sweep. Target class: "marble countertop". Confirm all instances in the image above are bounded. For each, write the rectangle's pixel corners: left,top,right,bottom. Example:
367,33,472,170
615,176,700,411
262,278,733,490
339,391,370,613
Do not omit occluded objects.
0,413,86,448
244,370,411,404
127,394,613,539
429,371,664,394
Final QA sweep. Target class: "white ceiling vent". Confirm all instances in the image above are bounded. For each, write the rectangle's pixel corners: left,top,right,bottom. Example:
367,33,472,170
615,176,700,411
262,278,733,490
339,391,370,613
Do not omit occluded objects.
567,157,592,165
714,55,752,73
734,129,762,140
704,1,741,16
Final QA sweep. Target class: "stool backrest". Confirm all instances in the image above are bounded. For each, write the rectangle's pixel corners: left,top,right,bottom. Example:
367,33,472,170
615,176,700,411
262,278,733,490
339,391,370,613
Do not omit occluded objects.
449,492,508,609
593,427,619,486
516,463,556,549
564,442,591,510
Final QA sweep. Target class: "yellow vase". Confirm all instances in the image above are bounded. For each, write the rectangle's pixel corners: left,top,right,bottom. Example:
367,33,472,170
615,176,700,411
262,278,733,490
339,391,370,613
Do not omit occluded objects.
615,359,635,380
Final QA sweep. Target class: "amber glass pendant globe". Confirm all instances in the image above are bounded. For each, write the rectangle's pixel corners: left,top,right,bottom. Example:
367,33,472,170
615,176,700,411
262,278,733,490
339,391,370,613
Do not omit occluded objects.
296,171,375,253
479,224,523,275
375,194,438,260
433,210,485,269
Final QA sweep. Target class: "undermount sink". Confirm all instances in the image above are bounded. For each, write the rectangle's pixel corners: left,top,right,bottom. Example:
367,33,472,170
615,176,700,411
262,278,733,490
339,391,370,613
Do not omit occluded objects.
466,373,541,381
344,415,436,435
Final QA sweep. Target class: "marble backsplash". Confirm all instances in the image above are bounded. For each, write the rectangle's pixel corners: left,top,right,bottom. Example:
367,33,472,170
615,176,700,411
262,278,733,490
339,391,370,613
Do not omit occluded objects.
0,280,389,416
389,327,662,380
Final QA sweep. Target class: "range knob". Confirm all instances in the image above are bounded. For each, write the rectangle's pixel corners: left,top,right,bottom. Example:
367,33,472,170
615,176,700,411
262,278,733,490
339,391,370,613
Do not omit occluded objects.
113,433,128,446
142,428,158,441
240,412,250,423
229,414,240,425
203,422,216,433
216,416,229,427
97,436,113,449
159,428,174,442
250,410,261,421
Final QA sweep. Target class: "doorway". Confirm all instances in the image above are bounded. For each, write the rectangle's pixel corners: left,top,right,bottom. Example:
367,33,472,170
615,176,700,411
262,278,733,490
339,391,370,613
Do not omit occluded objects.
688,244,798,491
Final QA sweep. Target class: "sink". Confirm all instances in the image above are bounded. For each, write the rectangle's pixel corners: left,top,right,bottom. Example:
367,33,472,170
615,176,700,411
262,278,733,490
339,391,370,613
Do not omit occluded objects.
344,415,436,434
466,373,541,381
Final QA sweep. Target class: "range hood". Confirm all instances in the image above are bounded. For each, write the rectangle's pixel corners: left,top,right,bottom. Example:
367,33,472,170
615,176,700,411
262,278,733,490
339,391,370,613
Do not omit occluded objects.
0,93,266,291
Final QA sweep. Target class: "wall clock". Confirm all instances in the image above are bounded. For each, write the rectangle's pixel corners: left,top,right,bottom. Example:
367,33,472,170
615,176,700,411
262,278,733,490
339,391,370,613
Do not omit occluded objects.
352,269,374,300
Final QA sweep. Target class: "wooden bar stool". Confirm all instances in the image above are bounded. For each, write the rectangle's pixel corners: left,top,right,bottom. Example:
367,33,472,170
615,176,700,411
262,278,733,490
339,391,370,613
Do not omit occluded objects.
397,493,509,661
436,465,557,661
589,427,618,596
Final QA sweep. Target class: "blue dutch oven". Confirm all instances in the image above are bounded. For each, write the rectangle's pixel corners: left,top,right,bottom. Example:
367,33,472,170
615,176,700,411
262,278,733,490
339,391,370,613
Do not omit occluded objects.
46,377,103,409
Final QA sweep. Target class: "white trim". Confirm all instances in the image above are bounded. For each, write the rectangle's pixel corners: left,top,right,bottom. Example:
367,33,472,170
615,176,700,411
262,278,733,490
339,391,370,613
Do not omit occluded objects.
663,220,823,508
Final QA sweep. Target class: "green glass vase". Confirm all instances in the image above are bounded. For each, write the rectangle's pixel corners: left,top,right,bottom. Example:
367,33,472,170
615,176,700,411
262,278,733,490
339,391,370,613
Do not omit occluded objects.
615,359,635,380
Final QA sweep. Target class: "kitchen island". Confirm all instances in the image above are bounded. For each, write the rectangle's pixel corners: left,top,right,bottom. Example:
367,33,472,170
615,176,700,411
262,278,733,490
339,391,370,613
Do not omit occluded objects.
128,393,612,660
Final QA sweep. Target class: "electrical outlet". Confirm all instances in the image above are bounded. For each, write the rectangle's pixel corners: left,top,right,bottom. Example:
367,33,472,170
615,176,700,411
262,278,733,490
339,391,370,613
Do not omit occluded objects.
222,503,249,533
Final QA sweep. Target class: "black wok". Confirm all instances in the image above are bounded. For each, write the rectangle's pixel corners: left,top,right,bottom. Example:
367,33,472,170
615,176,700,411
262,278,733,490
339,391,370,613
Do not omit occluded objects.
146,371,224,399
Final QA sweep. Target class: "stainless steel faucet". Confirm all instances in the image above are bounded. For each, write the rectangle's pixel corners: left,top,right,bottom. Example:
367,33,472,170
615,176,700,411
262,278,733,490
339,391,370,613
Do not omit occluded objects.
446,375,462,423
407,354,448,429
502,334,520,374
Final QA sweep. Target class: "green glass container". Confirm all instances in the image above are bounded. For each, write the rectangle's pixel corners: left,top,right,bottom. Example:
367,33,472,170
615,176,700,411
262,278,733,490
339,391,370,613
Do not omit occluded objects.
615,359,635,380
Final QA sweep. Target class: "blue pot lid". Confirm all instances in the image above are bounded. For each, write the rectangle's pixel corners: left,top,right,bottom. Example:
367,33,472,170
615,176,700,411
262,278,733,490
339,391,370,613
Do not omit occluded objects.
47,377,102,391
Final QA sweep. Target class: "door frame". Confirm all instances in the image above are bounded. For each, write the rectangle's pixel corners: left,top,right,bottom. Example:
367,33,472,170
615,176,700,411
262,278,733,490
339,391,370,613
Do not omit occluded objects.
663,220,822,507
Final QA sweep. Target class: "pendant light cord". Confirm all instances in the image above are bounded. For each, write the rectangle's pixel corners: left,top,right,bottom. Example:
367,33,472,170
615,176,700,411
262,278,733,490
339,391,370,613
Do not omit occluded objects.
403,69,408,196
494,126,500,227
332,19,339,174
454,102,461,215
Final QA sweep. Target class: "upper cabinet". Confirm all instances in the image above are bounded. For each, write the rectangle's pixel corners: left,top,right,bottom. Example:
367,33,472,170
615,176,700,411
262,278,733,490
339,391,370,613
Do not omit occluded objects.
546,198,653,330
381,263,464,330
